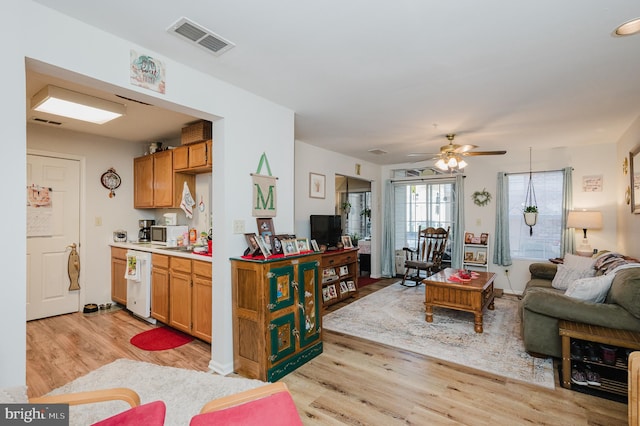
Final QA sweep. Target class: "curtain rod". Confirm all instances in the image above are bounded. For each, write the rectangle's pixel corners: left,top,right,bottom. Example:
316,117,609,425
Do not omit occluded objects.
504,167,572,176
390,175,464,183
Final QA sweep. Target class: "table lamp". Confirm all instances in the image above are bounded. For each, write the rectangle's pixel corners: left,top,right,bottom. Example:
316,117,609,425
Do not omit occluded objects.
567,210,602,256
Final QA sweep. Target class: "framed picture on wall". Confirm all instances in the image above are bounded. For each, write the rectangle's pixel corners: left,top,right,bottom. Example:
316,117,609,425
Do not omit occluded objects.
309,173,326,199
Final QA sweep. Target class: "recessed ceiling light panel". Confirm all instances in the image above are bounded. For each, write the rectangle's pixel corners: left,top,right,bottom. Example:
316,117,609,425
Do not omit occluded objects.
31,85,125,124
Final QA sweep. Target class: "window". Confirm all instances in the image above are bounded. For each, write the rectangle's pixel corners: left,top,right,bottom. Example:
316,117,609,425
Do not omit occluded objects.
344,191,371,239
393,180,455,257
507,171,563,260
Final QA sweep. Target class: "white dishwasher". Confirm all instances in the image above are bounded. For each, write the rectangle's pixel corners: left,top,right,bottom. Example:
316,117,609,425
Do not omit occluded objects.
125,249,156,324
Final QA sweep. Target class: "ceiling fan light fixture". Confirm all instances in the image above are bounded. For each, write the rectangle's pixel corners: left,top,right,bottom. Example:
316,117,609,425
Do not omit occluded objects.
447,156,458,168
458,159,468,169
614,17,640,36
435,159,448,170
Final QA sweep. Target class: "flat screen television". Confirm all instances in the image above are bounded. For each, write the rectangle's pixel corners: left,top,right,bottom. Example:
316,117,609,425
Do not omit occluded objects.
310,215,342,248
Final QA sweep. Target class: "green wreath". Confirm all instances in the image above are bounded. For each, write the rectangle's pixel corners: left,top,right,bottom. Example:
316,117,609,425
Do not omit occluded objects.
472,188,492,207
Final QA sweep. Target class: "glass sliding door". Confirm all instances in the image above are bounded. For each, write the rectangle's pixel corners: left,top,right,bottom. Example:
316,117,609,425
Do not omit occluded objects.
393,179,456,266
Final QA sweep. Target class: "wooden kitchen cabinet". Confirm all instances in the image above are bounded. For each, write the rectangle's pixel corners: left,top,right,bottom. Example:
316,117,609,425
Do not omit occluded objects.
172,140,212,174
231,253,322,381
192,260,212,342
169,257,192,335
151,253,170,324
134,150,195,208
110,247,128,305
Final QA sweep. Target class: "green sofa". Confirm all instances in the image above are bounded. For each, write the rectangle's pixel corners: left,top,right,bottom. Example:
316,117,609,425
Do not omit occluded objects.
520,261,640,358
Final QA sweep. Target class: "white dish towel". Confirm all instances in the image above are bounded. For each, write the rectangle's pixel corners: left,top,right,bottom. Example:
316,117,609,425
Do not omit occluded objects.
180,181,195,219
125,254,140,282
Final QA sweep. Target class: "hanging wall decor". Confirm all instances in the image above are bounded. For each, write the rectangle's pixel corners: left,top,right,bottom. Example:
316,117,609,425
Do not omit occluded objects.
251,152,277,217
523,147,538,235
472,188,492,207
100,168,121,198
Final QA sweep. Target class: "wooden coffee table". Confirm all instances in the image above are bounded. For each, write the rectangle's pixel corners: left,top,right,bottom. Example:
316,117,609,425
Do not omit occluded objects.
422,268,496,333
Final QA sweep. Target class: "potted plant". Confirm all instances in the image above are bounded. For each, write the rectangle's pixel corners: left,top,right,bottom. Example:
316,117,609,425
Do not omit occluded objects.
341,201,351,215
523,205,538,232
360,207,371,221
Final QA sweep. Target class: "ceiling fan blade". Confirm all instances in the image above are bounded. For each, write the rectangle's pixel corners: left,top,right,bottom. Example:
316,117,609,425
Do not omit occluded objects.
462,150,507,156
407,152,440,157
452,144,477,153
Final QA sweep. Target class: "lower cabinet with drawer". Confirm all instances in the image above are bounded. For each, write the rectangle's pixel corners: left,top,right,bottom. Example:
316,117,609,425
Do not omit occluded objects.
320,248,359,308
149,254,212,343
230,253,322,381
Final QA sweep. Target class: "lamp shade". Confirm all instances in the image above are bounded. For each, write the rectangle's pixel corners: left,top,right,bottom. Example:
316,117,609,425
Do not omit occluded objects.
567,210,603,230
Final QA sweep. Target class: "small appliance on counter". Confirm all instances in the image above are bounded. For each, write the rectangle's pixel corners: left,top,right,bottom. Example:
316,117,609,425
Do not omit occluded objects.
138,219,155,242
113,229,127,242
151,225,188,246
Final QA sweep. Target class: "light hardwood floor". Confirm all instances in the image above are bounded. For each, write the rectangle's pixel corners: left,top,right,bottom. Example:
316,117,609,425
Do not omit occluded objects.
26,278,628,425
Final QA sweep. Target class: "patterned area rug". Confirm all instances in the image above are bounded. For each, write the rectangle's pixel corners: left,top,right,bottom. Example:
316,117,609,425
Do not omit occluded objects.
323,282,555,389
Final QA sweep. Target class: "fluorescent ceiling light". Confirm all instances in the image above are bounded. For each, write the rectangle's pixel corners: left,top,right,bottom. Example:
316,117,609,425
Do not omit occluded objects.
31,85,126,124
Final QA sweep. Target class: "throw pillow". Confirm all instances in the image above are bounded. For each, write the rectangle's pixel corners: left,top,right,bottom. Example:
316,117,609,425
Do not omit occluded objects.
563,253,596,275
565,274,615,303
551,264,594,290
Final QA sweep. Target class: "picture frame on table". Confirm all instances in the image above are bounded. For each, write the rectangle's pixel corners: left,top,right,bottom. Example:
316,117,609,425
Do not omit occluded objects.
327,284,338,299
310,239,320,252
322,287,330,302
271,234,284,255
255,234,272,259
346,280,356,291
464,251,474,262
476,251,487,264
464,232,474,244
340,281,349,293
296,237,310,252
480,233,489,245
339,265,349,276
256,218,275,236
282,238,299,256
309,172,326,199
244,233,260,256
471,236,482,244
341,235,353,248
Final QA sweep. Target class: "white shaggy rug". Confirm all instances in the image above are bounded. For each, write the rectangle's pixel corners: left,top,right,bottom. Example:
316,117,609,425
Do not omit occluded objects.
323,282,555,389
46,359,266,426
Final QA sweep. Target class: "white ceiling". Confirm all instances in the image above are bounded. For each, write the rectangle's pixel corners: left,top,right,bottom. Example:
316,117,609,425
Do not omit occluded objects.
30,1,640,165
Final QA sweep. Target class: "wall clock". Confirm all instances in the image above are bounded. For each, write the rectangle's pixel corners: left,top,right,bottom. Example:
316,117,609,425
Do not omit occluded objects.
101,168,121,198
472,188,492,207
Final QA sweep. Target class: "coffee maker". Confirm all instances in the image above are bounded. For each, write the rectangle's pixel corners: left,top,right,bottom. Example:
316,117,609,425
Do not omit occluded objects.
138,219,155,242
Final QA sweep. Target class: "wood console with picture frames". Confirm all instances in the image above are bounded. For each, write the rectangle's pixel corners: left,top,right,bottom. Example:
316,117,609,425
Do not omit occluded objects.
320,248,359,308
230,252,323,382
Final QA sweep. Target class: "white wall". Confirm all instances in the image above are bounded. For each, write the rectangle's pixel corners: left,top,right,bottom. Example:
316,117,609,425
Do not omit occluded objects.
294,141,382,275
617,115,640,258
2,1,295,387
382,142,619,295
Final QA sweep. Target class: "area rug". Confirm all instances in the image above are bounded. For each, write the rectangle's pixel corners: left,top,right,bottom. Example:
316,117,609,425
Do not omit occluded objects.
357,276,380,288
46,359,266,426
323,282,555,389
130,326,193,351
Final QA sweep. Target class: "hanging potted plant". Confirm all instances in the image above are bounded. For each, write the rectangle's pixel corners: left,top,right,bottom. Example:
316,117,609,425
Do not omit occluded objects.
360,207,371,221
524,205,538,227
341,201,351,215
523,147,538,235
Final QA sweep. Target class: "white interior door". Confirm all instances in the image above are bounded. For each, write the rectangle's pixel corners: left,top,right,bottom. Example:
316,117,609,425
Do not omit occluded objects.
26,154,81,321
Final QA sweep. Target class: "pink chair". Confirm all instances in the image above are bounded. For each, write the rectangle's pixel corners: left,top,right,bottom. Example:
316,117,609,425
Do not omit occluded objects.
190,382,302,426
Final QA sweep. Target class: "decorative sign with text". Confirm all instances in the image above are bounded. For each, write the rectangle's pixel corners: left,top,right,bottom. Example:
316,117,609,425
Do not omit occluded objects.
252,153,277,217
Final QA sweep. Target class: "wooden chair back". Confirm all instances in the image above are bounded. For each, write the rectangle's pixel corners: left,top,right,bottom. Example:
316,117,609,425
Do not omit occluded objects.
415,226,450,270
631,351,640,425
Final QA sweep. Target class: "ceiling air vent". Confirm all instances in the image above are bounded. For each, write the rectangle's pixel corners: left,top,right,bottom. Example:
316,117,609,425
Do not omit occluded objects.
168,17,235,56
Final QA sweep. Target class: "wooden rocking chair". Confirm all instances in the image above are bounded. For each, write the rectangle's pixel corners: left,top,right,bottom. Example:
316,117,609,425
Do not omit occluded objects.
401,226,450,287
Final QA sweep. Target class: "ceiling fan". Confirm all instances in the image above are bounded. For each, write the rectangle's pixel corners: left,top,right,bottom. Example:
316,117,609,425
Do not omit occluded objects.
408,134,507,171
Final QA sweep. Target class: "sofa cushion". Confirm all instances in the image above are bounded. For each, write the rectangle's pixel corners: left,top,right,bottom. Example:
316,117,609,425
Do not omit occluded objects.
551,264,595,290
529,263,557,280
565,274,614,303
563,253,597,272
607,267,640,319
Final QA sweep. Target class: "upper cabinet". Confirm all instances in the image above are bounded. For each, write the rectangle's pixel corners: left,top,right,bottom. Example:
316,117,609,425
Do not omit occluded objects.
173,140,212,174
134,150,195,209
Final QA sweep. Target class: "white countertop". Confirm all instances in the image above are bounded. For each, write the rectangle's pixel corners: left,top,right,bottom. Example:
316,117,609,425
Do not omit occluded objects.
110,242,212,262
